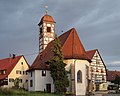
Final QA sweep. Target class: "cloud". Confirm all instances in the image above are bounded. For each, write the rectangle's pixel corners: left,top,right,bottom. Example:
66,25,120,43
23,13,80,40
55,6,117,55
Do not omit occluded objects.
106,61,120,70
0,0,120,69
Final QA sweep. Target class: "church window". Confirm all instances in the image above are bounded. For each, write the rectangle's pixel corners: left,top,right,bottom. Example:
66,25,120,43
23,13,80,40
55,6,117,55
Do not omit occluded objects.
47,27,51,32
77,70,82,83
42,70,46,76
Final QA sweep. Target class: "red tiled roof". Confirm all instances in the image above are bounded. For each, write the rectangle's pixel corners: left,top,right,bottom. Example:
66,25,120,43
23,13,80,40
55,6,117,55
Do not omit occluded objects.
107,70,120,81
38,14,55,25
29,28,91,71
0,55,22,80
61,28,87,59
86,49,97,59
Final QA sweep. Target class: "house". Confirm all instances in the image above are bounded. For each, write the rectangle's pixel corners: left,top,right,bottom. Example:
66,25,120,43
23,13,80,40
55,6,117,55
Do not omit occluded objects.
107,70,120,90
0,55,29,90
86,49,107,91
28,13,107,96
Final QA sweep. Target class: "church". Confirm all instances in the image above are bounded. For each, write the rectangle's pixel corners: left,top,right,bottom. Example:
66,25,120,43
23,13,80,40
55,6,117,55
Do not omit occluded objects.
27,12,107,96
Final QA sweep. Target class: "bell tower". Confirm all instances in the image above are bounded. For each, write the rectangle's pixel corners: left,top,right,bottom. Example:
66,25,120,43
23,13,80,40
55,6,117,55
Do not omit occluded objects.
38,12,55,53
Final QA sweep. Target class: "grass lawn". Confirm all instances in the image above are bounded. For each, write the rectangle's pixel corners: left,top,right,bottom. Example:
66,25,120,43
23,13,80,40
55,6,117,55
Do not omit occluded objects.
0,88,62,96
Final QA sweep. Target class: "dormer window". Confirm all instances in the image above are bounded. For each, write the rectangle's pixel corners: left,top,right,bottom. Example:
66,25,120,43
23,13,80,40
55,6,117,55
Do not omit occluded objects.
3,70,6,74
0,70,6,75
47,27,51,32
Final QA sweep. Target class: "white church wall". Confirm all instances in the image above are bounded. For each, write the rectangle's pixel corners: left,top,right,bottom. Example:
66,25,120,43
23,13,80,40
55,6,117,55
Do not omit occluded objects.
64,59,90,96
75,60,89,96
64,60,73,92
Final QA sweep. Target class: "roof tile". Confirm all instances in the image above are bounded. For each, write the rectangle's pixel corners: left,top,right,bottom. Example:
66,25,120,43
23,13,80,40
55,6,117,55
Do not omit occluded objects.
107,70,120,81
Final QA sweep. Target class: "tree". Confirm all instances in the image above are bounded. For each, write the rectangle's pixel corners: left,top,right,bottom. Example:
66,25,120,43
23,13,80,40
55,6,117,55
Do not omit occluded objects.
48,35,69,94
14,78,19,89
114,75,120,91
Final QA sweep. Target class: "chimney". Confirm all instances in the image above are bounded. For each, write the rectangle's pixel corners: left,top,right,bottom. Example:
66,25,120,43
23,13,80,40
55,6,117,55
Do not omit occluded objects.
12,54,16,59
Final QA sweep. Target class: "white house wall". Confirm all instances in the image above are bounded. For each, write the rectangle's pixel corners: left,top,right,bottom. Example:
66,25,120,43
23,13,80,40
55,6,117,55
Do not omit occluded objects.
28,70,35,91
28,70,54,92
8,56,29,89
34,70,54,92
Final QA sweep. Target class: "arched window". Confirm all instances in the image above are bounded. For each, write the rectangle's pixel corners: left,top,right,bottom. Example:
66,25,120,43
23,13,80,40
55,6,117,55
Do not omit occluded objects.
77,70,82,83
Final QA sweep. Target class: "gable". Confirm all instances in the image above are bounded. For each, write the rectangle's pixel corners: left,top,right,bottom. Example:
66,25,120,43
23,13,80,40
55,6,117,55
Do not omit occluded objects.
86,49,105,65
9,56,29,77
92,50,105,65
88,49,107,74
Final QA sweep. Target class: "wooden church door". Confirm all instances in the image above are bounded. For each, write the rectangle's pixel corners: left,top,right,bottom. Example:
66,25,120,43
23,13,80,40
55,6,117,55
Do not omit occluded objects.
46,84,51,93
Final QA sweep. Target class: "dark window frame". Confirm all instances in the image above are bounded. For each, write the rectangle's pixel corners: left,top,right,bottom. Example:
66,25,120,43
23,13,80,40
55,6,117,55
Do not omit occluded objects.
16,70,21,74
47,27,51,32
30,71,33,77
21,62,23,65
19,79,22,83
77,70,82,83
9,78,14,82
30,80,33,87
42,70,46,76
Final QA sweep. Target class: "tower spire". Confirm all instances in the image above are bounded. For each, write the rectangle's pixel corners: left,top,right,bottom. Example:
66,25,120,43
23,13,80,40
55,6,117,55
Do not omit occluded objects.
45,6,48,14
38,9,55,53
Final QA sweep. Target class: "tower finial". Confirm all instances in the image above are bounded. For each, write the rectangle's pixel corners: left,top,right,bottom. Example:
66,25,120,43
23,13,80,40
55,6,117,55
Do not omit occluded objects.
45,6,48,14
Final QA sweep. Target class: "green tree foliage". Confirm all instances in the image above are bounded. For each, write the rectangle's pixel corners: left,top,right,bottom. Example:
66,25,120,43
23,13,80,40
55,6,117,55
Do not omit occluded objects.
48,35,69,94
14,78,19,89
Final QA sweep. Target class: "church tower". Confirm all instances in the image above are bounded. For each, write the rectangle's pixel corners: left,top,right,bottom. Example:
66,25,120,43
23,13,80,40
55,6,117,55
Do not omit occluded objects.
38,13,55,53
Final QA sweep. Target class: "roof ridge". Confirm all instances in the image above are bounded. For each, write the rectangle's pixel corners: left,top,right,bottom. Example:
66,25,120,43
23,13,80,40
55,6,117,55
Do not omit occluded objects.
86,49,98,52
0,55,22,61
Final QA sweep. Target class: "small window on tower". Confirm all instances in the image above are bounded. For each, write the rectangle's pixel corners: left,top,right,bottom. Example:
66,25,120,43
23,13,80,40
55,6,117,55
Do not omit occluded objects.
40,27,42,34
47,27,51,32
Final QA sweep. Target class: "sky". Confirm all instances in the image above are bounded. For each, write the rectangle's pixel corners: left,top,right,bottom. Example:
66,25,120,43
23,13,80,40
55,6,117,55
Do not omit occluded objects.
0,0,120,70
